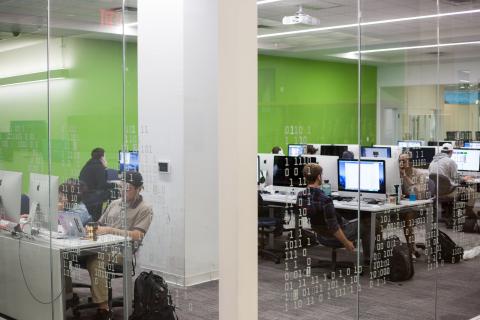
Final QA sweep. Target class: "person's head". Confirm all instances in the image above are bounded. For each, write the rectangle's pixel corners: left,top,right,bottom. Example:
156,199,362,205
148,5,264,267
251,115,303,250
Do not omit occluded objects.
441,143,454,157
91,147,105,160
341,150,354,160
123,171,143,203
398,152,412,171
58,179,86,210
272,146,283,155
306,145,318,155
303,163,323,186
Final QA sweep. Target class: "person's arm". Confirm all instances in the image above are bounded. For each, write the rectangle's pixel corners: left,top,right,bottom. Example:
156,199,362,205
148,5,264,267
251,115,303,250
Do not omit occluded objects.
333,228,355,252
97,226,145,241
323,200,355,252
93,163,108,191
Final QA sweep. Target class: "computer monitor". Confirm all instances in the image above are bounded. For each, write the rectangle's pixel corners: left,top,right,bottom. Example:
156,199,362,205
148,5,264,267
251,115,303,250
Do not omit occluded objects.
273,156,317,188
452,149,480,172
398,140,423,148
320,145,348,158
288,144,306,157
464,142,480,149
316,156,339,192
119,151,139,172
0,170,22,223
29,173,59,230
401,147,436,169
258,153,274,185
338,159,386,198
427,140,454,147
361,147,391,158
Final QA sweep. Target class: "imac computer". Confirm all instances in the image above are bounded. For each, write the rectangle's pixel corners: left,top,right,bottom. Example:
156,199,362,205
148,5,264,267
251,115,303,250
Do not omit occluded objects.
273,156,317,191
316,155,339,192
320,145,348,158
119,151,139,172
464,142,480,149
258,153,274,185
401,147,436,169
0,170,22,223
288,144,306,157
452,149,480,172
361,147,391,158
29,173,59,230
398,140,423,148
337,159,386,200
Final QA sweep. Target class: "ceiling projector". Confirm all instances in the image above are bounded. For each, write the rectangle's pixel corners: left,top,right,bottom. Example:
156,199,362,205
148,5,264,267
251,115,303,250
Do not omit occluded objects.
282,6,320,26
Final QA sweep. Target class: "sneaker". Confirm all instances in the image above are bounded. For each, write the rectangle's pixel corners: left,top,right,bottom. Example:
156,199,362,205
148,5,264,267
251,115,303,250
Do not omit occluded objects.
94,309,112,320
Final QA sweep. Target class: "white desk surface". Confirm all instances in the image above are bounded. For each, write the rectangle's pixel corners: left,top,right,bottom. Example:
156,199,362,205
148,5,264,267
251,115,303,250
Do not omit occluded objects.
261,192,432,212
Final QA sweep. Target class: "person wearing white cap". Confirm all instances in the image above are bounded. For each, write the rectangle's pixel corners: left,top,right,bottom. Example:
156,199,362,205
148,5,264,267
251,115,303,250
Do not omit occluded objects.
428,143,457,184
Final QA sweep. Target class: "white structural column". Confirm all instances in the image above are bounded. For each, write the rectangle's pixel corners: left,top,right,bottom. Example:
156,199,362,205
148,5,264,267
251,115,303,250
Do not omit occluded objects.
138,1,257,318
218,0,258,319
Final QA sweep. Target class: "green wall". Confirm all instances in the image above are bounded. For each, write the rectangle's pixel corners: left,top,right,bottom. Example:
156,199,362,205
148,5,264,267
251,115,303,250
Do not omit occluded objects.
258,54,377,153
0,37,137,190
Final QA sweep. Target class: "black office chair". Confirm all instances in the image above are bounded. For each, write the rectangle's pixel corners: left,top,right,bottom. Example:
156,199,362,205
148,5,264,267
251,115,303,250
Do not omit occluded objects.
428,173,458,227
258,193,285,264
310,232,357,276
70,252,136,319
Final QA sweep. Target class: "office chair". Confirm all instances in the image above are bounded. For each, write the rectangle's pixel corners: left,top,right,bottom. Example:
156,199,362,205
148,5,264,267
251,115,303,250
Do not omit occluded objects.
428,173,458,227
257,193,285,264
70,252,136,319
310,233,356,276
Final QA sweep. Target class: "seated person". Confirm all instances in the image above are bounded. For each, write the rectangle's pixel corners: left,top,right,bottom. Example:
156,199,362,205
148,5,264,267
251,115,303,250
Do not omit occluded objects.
271,146,284,155
58,179,92,226
306,145,318,155
398,152,429,259
297,163,372,260
85,171,153,320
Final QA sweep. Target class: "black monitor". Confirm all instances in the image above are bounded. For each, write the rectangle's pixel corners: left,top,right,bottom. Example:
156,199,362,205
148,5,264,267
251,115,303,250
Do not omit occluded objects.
288,144,306,157
427,141,451,146
119,151,139,172
402,147,436,168
361,146,391,158
273,156,316,188
320,145,348,158
337,159,386,195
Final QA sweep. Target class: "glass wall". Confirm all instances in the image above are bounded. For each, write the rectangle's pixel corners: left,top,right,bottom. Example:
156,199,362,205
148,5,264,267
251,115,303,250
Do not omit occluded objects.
0,1,220,319
258,0,480,319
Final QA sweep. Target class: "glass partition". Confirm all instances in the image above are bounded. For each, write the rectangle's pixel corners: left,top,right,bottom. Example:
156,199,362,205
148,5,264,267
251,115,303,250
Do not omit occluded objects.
258,0,480,319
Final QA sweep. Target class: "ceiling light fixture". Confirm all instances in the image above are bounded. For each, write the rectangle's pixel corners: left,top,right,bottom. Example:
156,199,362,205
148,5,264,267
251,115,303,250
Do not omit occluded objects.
258,8,480,39
257,0,284,5
351,40,480,54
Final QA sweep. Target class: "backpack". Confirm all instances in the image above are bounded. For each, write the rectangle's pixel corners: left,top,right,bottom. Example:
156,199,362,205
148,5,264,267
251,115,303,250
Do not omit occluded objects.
463,218,480,233
372,236,414,282
388,237,414,282
129,271,178,320
436,230,463,264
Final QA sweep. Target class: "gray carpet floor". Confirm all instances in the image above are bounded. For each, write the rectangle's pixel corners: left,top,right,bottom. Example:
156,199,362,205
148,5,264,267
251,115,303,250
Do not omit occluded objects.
63,227,480,320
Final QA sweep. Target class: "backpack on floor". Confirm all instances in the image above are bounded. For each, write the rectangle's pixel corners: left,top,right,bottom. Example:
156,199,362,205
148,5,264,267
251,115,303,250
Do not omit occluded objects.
129,271,178,320
437,230,463,264
463,218,480,233
388,237,414,282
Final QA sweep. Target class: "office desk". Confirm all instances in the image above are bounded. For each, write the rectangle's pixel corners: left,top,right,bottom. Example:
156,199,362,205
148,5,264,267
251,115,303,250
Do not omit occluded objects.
261,193,433,263
0,231,128,320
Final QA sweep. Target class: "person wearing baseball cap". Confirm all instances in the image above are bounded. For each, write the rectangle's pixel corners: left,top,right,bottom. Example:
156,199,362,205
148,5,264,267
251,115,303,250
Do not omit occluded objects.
429,143,462,184
85,171,153,319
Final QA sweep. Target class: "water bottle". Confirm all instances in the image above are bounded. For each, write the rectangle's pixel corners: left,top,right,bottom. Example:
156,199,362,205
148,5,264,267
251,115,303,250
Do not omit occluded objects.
322,180,332,196
409,186,417,201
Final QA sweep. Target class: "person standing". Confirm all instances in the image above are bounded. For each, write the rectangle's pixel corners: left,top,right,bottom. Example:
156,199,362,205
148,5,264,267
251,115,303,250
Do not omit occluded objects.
79,147,109,221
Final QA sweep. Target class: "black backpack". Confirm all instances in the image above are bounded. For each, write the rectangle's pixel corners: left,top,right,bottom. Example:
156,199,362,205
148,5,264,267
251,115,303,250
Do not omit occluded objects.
129,271,178,320
388,237,414,282
437,230,463,264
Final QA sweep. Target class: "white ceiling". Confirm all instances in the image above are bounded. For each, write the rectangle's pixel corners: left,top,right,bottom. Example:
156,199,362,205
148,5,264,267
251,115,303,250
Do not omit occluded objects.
0,0,479,64
258,0,480,64
0,0,137,41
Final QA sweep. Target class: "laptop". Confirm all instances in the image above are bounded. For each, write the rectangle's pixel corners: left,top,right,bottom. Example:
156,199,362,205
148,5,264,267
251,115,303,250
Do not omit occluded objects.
58,212,86,238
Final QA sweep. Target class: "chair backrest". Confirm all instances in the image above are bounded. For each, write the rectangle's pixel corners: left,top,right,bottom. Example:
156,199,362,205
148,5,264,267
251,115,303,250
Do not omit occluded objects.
428,173,455,197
